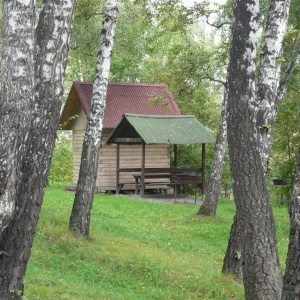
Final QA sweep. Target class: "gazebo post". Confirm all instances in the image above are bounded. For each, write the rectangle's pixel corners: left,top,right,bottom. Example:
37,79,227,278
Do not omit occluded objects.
141,142,146,196
174,144,178,167
202,143,205,196
116,143,120,194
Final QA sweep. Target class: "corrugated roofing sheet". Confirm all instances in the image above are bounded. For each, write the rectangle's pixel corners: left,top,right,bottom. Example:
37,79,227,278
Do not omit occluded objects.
60,81,181,129
107,114,216,145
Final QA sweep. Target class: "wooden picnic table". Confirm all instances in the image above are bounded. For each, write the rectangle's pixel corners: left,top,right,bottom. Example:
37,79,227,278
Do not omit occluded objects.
172,175,202,204
116,167,202,197
129,170,202,203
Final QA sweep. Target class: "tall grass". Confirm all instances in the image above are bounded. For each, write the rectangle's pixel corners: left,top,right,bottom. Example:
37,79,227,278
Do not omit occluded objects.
24,186,289,299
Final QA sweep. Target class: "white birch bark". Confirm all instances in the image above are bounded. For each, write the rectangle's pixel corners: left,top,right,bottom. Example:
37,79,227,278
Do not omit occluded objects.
0,0,35,234
69,0,119,238
226,0,282,298
223,0,293,285
197,90,227,216
256,0,291,167
280,36,300,300
282,147,300,299
277,35,300,106
0,1,76,298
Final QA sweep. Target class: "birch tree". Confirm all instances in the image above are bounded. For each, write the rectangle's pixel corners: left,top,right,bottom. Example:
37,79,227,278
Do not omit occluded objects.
197,91,227,216
282,147,300,299
223,0,294,285
255,0,291,167
69,0,119,238
0,0,35,237
226,0,283,297
0,1,76,298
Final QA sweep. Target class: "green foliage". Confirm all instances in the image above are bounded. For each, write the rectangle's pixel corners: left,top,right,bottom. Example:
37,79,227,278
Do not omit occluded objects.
49,133,73,184
24,186,289,299
58,114,79,130
271,89,300,178
65,0,105,89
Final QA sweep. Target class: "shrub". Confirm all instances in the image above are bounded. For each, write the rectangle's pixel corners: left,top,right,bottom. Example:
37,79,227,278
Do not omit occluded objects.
49,132,73,184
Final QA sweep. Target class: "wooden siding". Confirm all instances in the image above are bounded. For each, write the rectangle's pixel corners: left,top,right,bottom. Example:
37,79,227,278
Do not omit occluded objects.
72,129,170,191
70,109,87,131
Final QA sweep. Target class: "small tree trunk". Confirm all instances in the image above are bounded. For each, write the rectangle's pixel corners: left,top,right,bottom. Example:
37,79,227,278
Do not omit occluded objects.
222,214,243,282
0,1,76,298
282,148,300,299
69,0,119,238
197,91,227,216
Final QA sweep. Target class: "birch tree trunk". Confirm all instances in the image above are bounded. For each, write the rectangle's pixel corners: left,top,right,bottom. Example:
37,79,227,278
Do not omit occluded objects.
197,91,227,216
282,148,300,299
277,35,300,106
226,0,282,298
222,0,292,284
255,0,291,167
0,1,76,298
69,0,119,238
280,36,300,300
0,0,35,236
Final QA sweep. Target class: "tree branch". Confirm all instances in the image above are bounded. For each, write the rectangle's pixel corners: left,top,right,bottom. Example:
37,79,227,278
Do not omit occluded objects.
203,15,231,29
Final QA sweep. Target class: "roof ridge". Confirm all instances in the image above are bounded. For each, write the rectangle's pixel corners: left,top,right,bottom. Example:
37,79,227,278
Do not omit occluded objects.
125,114,194,118
75,81,167,87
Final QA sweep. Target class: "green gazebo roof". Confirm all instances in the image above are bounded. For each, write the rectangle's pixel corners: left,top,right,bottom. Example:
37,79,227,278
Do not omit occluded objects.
106,114,216,145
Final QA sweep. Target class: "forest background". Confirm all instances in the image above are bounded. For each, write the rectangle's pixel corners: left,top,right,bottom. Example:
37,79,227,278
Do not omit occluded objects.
50,0,300,204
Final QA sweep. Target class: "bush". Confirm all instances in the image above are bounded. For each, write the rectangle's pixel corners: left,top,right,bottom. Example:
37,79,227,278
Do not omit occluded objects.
49,132,73,184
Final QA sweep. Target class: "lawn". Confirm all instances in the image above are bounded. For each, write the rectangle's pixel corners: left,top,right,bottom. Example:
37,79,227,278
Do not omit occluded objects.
23,185,289,300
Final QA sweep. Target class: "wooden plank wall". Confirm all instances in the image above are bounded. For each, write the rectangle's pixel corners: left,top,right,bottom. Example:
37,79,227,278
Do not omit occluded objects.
73,129,170,192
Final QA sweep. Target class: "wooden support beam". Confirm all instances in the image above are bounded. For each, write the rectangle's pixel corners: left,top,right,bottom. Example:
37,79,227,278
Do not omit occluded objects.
202,143,205,196
114,138,143,144
116,143,120,194
174,144,178,167
141,142,145,196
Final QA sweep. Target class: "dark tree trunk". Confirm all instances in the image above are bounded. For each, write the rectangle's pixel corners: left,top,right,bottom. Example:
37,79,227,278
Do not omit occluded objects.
0,1,76,298
222,0,292,285
69,0,119,238
226,0,282,298
222,214,243,282
282,148,300,300
197,91,227,216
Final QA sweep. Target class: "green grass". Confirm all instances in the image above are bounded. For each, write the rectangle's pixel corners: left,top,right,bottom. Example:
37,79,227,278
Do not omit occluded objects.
23,186,289,300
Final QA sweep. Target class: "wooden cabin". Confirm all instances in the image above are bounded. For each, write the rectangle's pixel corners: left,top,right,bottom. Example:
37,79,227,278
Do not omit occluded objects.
59,81,181,192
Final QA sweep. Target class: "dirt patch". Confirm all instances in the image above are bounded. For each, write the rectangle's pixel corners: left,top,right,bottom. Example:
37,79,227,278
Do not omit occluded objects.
114,193,203,205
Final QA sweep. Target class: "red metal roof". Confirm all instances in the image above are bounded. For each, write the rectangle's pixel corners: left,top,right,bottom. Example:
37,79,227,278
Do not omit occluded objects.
60,81,181,129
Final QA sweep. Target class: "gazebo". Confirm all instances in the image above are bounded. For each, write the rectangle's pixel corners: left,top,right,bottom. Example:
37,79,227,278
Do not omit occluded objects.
106,114,216,197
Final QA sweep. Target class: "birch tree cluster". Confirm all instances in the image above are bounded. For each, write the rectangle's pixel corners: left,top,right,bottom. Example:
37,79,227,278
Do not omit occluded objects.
0,0,300,299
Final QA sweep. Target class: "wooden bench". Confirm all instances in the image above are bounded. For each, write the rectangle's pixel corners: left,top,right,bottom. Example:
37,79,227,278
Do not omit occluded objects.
133,173,176,195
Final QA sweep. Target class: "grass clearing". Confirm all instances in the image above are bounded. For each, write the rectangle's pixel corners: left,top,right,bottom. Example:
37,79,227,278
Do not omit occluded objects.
24,186,289,299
